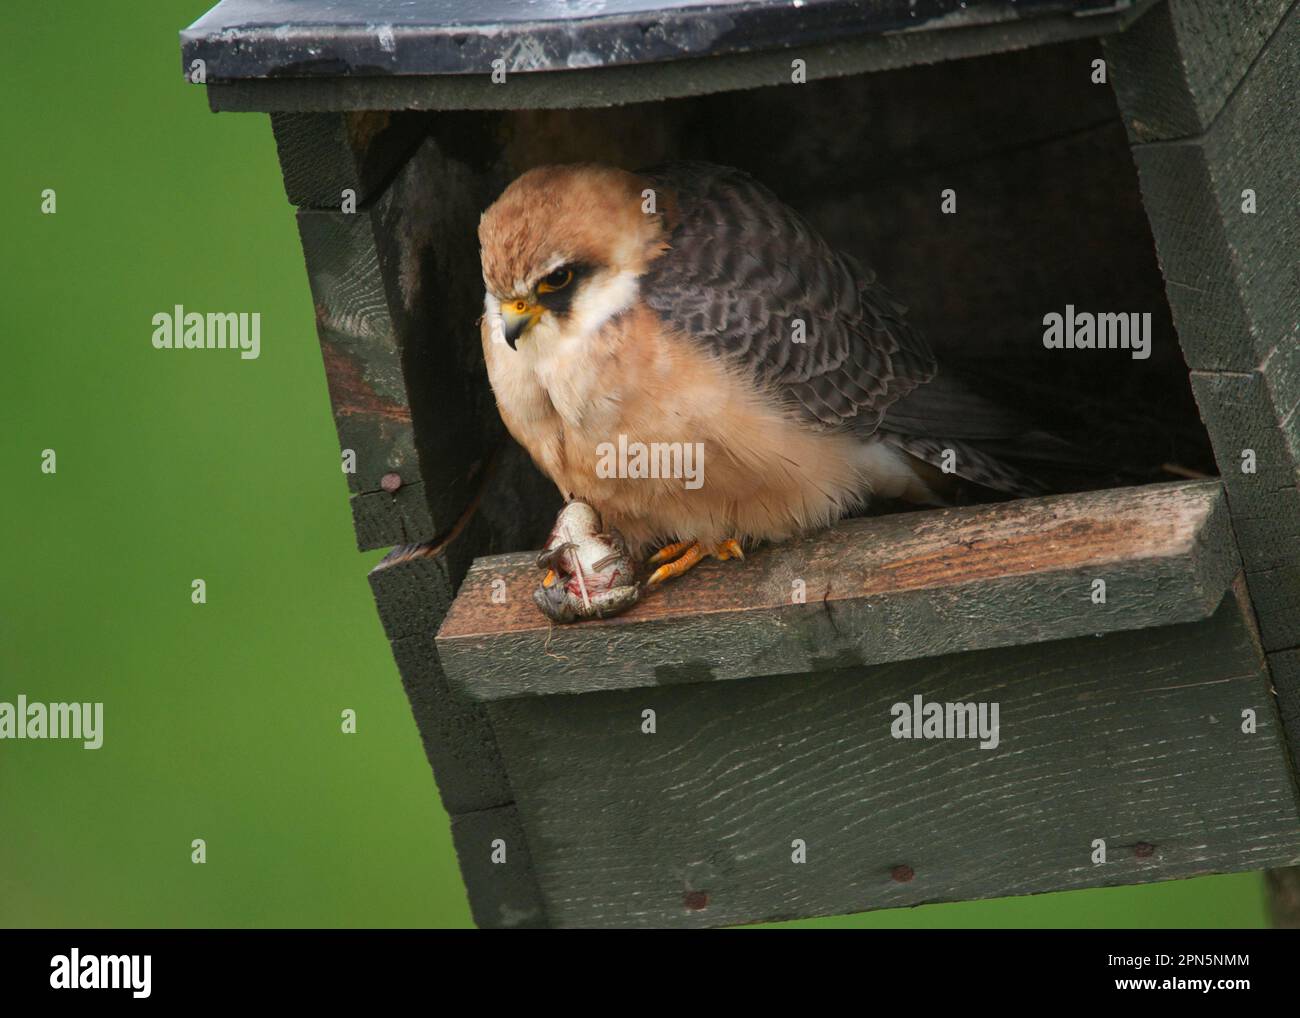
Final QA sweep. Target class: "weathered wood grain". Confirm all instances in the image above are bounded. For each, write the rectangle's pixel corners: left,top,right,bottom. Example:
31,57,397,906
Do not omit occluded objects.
298,208,427,548
1266,645,1300,932
365,442,561,810
1190,344,1300,652
1228,487,1300,656
369,528,478,643
388,634,513,819
436,481,1238,700
1115,7,1300,372
1191,344,1300,490
270,111,431,209
485,583,1300,928
1103,0,1292,142
368,512,511,818
449,804,547,929
1270,646,1300,763
1108,7,1300,665
296,135,502,550
348,484,436,551
366,441,562,922
368,441,561,644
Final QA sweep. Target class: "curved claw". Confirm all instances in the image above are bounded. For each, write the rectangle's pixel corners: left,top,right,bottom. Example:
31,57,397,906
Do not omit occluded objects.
715,538,745,561
645,538,747,587
646,540,694,567
646,542,706,586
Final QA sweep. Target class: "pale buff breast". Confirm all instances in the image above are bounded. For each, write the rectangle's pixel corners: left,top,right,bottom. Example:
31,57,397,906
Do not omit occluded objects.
481,302,928,554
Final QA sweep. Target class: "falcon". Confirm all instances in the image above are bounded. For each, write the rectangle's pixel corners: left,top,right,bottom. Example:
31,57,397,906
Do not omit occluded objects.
479,161,1050,587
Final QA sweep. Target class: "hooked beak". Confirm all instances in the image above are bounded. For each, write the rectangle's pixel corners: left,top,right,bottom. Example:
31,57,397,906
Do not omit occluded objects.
500,298,543,349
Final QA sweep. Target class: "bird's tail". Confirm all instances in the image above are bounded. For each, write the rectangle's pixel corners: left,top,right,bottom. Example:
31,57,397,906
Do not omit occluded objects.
878,364,1140,501
883,433,1051,500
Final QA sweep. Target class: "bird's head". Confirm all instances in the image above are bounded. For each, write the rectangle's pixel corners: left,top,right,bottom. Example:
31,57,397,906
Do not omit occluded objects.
479,163,670,350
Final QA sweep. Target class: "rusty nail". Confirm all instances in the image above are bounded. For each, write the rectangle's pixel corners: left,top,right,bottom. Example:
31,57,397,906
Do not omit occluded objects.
891,864,915,883
683,890,709,911
1134,842,1156,858
380,472,402,493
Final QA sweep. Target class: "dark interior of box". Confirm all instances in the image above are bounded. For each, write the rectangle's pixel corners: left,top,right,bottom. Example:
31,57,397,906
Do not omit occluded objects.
412,37,1217,552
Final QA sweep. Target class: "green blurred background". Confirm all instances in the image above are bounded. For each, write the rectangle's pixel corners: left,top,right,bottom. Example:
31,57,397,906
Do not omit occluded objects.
0,0,1270,928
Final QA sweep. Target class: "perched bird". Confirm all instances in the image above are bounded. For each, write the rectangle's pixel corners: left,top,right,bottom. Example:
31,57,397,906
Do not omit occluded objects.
479,161,1055,587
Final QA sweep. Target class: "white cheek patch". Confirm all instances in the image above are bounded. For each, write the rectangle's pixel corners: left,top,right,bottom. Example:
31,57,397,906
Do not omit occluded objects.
483,293,508,347
569,270,639,338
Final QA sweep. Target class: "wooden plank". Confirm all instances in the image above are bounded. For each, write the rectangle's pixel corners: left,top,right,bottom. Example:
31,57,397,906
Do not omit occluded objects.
298,208,427,548
185,0,1149,83
270,111,431,209
1190,344,1300,652
1225,487,1300,655
1103,0,1292,142
449,804,548,929
296,134,501,550
1190,343,1300,487
388,633,514,818
1114,7,1300,371
369,529,478,644
1109,7,1300,658
436,481,1238,700
183,0,1145,81
365,440,561,814
1270,648,1300,771
368,514,515,819
348,484,436,552
1267,643,1300,931
365,442,561,923
202,2,1155,114
485,582,1300,928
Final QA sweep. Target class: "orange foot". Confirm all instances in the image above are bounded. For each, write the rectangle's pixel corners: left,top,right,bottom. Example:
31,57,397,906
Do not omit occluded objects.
645,538,745,587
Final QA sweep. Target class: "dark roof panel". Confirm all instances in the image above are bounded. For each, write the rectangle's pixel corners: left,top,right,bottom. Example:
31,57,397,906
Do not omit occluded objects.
180,0,1134,80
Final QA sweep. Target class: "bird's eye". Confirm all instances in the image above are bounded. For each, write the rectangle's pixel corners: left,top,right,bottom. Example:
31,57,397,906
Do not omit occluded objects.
538,267,573,293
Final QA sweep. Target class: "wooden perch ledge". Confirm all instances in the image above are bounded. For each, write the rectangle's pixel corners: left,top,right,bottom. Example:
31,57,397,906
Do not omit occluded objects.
436,480,1239,701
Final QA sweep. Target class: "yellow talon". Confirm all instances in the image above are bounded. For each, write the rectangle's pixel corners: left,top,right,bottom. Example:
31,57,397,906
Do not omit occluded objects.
715,539,745,561
646,542,706,586
647,540,694,567
644,538,746,587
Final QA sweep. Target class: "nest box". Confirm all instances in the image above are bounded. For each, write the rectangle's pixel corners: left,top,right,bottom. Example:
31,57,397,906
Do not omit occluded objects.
182,0,1300,927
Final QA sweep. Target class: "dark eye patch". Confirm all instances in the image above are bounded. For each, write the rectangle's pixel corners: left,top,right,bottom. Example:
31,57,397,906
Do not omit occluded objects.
537,262,591,315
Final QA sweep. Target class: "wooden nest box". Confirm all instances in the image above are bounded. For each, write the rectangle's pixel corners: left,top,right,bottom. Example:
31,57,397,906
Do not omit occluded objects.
182,0,1300,927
